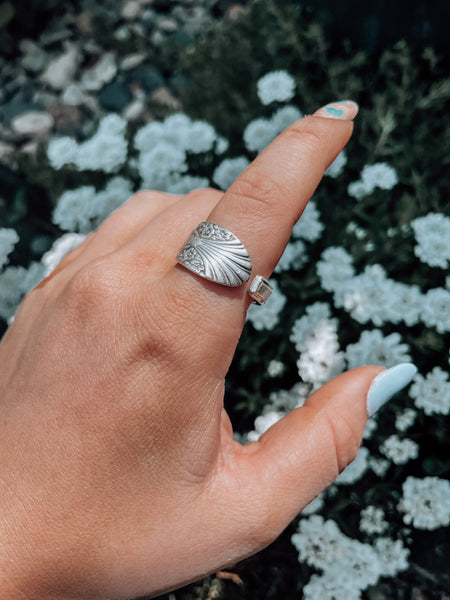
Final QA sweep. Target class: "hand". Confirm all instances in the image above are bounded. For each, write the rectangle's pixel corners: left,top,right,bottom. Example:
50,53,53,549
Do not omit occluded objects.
0,103,383,599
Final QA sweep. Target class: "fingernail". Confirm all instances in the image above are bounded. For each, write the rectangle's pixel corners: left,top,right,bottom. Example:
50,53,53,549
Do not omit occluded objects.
313,100,359,121
366,363,417,417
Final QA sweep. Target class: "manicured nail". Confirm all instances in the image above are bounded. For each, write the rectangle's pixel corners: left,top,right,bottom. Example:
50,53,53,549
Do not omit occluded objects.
366,363,417,417
313,100,359,121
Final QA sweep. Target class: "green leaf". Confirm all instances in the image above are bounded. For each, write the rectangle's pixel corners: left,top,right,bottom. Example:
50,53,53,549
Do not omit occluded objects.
0,3,14,28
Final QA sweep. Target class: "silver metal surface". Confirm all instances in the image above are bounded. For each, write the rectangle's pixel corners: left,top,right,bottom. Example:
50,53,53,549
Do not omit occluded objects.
248,275,273,305
177,222,252,287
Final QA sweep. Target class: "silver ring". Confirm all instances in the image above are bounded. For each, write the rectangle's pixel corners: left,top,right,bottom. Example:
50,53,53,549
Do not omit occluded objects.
177,221,252,287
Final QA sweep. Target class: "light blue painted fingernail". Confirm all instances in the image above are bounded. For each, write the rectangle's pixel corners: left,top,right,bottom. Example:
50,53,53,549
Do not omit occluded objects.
366,363,418,417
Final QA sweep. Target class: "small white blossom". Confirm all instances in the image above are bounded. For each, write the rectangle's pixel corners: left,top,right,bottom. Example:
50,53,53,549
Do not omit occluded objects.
212,156,249,190
75,115,128,173
271,104,303,133
325,150,347,178
246,279,286,331
53,186,97,233
373,537,410,576
399,476,450,530
421,287,450,333
267,359,285,377
47,136,79,169
183,120,217,154
243,117,278,153
274,239,307,272
0,228,19,270
359,506,388,535
348,162,398,199
369,457,390,477
409,367,450,416
0,262,45,321
247,410,283,442
256,70,296,105
345,329,412,370
380,435,419,465
395,408,417,432
292,201,324,242
215,135,229,155
363,417,377,440
139,142,187,189
316,246,355,305
267,382,309,413
411,213,450,269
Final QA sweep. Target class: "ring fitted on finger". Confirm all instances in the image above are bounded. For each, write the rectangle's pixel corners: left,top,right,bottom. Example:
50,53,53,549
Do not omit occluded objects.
177,221,273,304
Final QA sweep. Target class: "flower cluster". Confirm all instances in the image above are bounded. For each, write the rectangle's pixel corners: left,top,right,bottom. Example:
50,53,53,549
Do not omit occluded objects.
348,162,399,199
291,515,409,599
409,367,450,415
0,228,19,269
256,70,296,105
47,114,128,173
399,477,450,529
411,212,450,269
243,104,303,153
380,434,419,465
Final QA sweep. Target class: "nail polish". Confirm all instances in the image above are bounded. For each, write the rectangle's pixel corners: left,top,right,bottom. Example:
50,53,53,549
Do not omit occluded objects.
366,363,418,417
313,100,359,121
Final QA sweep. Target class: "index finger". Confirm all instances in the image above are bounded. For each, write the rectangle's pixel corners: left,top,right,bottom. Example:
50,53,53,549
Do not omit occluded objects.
171,101,358,295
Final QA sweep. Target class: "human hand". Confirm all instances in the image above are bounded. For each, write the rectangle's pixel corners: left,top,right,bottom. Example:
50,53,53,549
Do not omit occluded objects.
0,101,415,599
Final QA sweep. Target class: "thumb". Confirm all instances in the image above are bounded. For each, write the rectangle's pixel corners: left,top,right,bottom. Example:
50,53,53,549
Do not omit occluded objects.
241,363,417,542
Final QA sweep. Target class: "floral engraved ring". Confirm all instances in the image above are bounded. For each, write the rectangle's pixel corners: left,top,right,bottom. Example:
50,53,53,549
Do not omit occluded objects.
177,221,272,304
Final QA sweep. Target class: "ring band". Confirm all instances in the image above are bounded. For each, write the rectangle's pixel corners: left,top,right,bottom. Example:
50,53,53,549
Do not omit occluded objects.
177,221,252,287
248,275,273,305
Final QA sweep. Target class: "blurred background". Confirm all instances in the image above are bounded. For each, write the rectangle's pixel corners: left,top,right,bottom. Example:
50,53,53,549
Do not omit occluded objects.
0,1,449,599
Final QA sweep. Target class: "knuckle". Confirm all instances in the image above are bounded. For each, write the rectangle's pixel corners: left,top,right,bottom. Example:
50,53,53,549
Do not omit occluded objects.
227,168,283,223
62,258,123,318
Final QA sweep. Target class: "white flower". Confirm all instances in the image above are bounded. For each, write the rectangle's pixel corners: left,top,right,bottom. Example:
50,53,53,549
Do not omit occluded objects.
292,200,324,242
380,435,419,465
138,142,187,189
361,162,398,190
316,246,355,304
256,70,296,105
184,120,217,154
165,175,210,194
246,279,286,331
421,287,450,333
325,150,347,178
267,382,309,413
369,457,390,477
341,265,397,326
47,136,79,169
395,408,417,432
215,135,229,155
290,302,344,387
335,446,369,485
411,213,450,269
347,180,368,200
292,515,383,594
243,117,278,153
373,537,410,576
347,162,398,199
212,156,250,190
41,233,87,276
267,359,285,377
92,177,134,224
399,476,450,530
134,120,166,153
74,115,128,173
385,282,423,326
53,186,97,233
0,262,45,321
0,228,19,270
247,410,284,442
274,239,307,272
363,417,377,439
302,572,363,600
345,329,411,369
271,104,303,133
409,367,450,415
359,506,388,535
